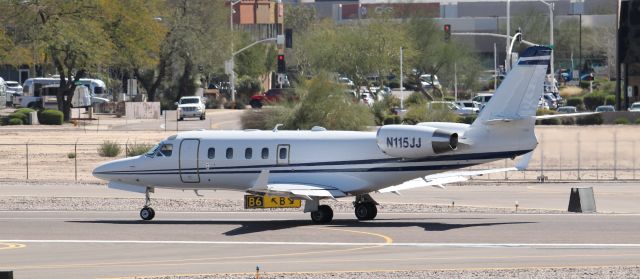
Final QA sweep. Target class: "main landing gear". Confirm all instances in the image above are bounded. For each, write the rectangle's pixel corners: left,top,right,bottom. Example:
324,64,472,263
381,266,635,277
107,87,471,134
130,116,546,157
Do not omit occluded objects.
354,194,378,221
307,194,379,224
140,187,155,221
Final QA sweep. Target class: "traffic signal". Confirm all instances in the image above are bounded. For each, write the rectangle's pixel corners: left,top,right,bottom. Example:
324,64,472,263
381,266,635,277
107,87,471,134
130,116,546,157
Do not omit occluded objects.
285,28,293,48
444,24,451,42
277,54,286,73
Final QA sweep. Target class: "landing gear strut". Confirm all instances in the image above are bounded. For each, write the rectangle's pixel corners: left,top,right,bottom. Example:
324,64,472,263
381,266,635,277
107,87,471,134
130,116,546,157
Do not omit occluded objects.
354,194,378,221
140,187,155,221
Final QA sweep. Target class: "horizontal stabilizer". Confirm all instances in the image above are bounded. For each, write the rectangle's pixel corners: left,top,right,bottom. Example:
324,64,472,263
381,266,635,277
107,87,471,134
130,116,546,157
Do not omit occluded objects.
535,112,599,120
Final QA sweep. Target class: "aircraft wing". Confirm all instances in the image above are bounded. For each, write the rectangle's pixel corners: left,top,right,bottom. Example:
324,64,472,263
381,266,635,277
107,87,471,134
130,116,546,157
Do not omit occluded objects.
249,170,346,200
378,151,533,194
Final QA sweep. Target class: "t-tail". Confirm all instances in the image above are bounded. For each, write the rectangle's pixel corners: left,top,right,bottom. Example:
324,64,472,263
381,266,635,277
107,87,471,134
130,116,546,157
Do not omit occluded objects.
463,45,552,153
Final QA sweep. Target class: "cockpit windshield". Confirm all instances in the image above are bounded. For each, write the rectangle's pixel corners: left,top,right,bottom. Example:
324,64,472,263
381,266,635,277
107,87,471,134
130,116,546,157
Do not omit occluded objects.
145,143,173,158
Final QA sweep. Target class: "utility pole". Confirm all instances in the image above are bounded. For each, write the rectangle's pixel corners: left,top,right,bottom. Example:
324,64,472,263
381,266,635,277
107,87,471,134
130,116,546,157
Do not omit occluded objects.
400,47,404,110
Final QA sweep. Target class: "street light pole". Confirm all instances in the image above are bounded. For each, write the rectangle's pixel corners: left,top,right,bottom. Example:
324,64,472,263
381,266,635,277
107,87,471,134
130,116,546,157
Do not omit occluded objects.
400,47,404,110
229,0,241,103
539,0,555,78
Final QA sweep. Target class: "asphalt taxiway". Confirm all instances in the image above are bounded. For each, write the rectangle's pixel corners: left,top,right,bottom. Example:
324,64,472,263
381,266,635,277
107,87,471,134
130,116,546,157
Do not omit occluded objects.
2,210,640,278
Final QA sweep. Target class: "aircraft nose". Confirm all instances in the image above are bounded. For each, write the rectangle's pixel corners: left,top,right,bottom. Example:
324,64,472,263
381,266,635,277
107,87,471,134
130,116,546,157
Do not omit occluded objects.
93,158,136,181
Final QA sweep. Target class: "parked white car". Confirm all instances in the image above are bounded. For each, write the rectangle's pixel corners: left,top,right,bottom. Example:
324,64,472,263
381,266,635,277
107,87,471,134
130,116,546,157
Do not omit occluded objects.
176,96,206,121
419,74,441,90
427,101,476,116
472,93,493,109
455,100,482,113
629,102,640,112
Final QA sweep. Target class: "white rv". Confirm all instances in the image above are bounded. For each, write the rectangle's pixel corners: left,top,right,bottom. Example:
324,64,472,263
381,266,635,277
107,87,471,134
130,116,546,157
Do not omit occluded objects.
16,77,108,108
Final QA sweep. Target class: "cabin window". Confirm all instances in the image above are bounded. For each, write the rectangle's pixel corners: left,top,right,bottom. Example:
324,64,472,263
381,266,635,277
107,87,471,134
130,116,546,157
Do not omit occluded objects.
245,148,252,159
159,144,172,157
279,147,287,160
261,148,269,159
207,148,215,159
226,148,233,159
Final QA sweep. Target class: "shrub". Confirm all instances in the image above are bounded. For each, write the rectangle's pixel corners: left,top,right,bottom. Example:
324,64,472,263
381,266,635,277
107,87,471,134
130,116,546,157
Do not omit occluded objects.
38,109,64,125
98,141,121,157
8,118,23,125
15,108,36,115
126,143,154,157
456,115,477,124
241,107,291,130
576,114,603,125
383,115,402,125
561,117,576,125
67,152,77,159
582,93,606,111
403,104,458,125
538,118,561,125
9,112,28,122
605,95,616,106
614,117,630,125
405,91,427,106
0,117,8,126
223,100,247,109
636,118,640,125
566,97,585,111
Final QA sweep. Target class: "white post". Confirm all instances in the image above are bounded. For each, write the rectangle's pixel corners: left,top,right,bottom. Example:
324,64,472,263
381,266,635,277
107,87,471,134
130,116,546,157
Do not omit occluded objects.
506,0,511,72
539,0,555,79
454,62,458,101
400,47,404,110
494,43,498,90
230,1,235,103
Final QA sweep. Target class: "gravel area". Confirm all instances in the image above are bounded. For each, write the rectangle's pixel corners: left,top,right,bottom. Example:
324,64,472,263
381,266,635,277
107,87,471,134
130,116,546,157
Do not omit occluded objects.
0,196,565,214
140,266,640,279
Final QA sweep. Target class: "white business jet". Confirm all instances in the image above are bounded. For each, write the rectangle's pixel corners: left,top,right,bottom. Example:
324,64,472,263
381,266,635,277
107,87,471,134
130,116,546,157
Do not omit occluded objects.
93,46,578,223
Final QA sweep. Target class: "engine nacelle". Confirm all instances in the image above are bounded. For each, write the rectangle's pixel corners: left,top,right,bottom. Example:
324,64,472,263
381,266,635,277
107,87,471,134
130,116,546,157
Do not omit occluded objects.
376,125,458,158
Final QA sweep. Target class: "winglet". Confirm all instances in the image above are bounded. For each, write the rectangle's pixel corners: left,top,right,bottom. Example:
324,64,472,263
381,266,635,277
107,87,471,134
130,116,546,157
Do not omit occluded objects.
251,170,270,191
515,151,533,171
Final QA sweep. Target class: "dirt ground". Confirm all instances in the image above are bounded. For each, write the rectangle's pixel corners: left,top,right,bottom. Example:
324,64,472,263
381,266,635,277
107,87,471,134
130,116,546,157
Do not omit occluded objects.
0,124,639,183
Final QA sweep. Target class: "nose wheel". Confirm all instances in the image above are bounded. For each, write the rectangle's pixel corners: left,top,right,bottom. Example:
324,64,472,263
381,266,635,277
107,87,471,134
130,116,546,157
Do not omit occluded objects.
140,187,155,221
140,207,155,220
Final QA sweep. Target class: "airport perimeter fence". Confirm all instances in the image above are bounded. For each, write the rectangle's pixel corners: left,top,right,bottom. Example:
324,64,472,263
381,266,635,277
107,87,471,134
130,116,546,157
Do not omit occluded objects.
0,130,639,183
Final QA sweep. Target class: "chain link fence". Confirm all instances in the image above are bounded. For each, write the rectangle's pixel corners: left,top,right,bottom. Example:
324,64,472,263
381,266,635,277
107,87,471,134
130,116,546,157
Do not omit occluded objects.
0,129,638,183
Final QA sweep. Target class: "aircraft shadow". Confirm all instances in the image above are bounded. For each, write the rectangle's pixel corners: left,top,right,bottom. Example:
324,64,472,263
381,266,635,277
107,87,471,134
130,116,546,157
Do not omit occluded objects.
68,219,534,236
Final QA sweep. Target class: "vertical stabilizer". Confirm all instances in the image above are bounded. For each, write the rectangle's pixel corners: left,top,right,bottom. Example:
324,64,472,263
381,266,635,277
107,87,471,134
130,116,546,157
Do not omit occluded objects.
473,46,551,124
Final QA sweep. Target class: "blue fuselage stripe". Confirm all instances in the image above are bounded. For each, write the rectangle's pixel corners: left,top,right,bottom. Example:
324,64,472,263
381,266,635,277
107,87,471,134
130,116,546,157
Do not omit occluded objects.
95,150,531,176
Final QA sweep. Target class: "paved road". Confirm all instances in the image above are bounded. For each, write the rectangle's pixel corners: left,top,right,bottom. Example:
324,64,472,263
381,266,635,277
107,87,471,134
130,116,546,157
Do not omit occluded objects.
1,211,640,278
108,109,244,131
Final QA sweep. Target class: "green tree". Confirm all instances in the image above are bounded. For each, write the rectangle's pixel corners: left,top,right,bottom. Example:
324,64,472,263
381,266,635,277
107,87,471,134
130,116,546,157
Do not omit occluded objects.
5,0,114,121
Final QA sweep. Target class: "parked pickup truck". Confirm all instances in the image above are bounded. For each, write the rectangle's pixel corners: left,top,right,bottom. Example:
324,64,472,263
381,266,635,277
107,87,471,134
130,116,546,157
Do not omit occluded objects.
176,96,206,121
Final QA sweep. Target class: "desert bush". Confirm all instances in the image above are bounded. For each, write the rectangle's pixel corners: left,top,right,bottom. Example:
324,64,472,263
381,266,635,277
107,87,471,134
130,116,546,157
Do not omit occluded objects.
636,118,640,125
67,152,77,159
566,97,585,111
223,100,247,109
383,115,402,125
98,141,121,157
582,93,606,111
456,115,477,124
8,118,23,125
15,108,36,115
126,143,154,157
403,104,458,125
38,109,64,125
614,117,630,125
241,107,291,130
405,91,427,106
605,95,616,106
9,112,28,122
576,114,603,125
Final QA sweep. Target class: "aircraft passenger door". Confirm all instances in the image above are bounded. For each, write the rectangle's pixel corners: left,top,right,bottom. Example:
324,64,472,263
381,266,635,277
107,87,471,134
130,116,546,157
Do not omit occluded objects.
276,144,290,166
180,139,200,183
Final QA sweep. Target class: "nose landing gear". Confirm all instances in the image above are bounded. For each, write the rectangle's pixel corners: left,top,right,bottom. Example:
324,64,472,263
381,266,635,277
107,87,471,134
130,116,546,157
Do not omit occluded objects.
140,187,155,221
